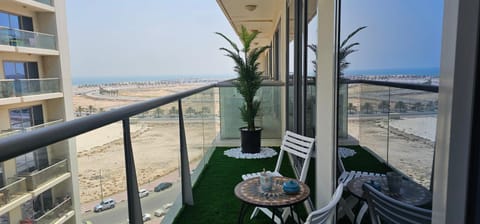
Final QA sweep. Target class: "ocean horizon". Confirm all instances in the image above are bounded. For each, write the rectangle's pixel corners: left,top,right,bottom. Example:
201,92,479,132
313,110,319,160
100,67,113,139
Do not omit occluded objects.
72,74,235,85
73,68,439,85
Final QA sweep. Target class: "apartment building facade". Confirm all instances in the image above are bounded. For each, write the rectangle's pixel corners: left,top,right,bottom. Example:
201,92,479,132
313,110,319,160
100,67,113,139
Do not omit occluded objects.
0,0,79,223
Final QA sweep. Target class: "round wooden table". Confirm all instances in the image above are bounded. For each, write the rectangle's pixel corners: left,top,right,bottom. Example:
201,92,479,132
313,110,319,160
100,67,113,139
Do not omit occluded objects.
234,176,310,224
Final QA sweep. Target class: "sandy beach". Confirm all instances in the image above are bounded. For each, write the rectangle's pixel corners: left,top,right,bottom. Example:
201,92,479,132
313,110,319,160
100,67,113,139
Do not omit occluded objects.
74,81,217,204
346,81,437,188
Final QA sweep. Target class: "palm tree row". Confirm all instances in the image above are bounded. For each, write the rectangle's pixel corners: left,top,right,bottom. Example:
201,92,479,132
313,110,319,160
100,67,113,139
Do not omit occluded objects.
348,100,438,114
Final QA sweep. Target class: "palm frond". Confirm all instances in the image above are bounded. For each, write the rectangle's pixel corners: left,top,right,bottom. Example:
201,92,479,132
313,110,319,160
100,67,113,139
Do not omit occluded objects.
215,32,239,54
340,26,367,48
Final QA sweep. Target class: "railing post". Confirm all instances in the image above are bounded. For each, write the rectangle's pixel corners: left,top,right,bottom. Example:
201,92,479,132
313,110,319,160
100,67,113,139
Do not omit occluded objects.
178,99,194,205
122,118,143,224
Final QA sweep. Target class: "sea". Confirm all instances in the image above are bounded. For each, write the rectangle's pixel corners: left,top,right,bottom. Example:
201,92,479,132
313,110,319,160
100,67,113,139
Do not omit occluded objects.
72,68,439,85
72,74,235,86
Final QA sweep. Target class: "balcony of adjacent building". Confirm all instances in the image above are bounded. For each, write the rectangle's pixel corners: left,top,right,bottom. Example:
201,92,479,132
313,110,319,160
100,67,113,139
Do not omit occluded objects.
0,159,73,223
0,26,58,55
18,159,70,196
32,196,74,224
0,177,31,216
0,78,63,105
1,0,54,13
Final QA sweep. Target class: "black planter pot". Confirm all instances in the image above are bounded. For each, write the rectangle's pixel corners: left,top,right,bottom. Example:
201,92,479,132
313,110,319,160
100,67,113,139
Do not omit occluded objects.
240,127,262,153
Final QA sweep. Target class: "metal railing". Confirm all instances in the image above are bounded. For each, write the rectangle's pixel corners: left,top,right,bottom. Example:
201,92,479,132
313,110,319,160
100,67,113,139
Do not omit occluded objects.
34,197,72,224
0,26,56,50
0,177,27,206
20,159,68,191
0,79,287,223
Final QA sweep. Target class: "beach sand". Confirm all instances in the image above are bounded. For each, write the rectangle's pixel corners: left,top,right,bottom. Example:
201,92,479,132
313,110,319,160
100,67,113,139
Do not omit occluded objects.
348,117,434,188
74,82,217,204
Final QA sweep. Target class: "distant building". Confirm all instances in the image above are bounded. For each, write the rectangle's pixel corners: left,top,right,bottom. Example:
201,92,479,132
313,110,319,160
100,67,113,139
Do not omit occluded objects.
0,0,79,223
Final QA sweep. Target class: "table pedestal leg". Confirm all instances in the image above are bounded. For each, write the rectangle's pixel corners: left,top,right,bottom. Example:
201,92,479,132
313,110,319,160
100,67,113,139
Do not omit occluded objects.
238,203,248,224
290,205,300,223
270,208,284,224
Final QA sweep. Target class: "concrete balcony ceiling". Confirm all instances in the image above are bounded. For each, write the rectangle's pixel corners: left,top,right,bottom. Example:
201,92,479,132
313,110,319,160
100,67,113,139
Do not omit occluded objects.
217,0,318,45
2,0,54,13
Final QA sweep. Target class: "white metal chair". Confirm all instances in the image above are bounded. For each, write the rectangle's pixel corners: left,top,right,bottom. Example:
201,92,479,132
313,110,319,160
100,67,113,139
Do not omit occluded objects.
337,150,385,223
304,183,344,224
242,130,315,223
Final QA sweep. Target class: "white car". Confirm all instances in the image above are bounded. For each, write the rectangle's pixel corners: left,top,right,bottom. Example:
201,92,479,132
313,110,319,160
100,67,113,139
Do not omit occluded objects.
154,208,166,217
139,189,149,198
126,213,152,223
93,198,116,212
143,213,151,222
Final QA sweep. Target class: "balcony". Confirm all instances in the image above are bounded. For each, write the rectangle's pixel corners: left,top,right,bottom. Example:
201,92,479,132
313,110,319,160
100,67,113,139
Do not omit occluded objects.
33,197,74,224
0,177,31,216
0,120,63,139
2,0,54,12
0,78,62,105
20,159,70,193
0,27,58,55
0,177,28,207
0,80,437,223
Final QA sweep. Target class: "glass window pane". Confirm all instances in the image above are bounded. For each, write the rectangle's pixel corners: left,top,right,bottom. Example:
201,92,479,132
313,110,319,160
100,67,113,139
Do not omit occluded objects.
15,62,26,78
3,62,16,79
9,15,19,29
0,13,9,27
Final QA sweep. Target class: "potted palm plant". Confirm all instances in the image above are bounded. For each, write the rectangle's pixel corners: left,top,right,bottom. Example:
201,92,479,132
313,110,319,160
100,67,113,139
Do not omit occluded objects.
216,26,269,153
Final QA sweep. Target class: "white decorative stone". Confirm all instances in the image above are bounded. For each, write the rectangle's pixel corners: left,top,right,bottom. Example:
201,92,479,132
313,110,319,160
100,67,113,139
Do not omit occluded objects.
224,147,278,159
338,147,357,158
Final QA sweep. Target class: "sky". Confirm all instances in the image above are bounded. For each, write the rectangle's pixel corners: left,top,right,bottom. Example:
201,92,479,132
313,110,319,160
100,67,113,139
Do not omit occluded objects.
66,1,444,79
66,1,238,79
340,0,444,73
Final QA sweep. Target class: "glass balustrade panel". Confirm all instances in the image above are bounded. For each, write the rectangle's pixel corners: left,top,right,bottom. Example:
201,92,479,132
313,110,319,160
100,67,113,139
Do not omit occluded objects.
388,88,437,188
219,86,282,139
0,80,15,98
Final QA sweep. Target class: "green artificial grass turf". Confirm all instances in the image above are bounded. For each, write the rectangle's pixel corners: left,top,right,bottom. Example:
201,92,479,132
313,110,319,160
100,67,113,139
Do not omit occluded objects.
173,147,309,224
173,145,390,224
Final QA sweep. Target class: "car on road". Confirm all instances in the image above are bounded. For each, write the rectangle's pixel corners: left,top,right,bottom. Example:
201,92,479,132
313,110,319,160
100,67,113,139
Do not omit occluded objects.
93,198,116,212
139,189,149,198
154,208,166,217
154,182,172,192
143,213,151,222
126,213,151,223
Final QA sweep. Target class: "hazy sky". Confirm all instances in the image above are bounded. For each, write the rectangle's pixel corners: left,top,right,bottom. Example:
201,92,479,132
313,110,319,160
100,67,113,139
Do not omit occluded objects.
340,0,444,72
66,1,238,78
66,1,444,78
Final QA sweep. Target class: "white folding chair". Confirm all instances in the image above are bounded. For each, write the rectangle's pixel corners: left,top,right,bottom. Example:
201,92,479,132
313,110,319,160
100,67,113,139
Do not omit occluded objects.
304,183,344,224
242,130,315,223
337,150,385,223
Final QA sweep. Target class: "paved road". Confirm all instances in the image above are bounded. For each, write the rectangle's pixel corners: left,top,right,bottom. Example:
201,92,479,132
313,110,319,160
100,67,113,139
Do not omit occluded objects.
82,184,180,224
